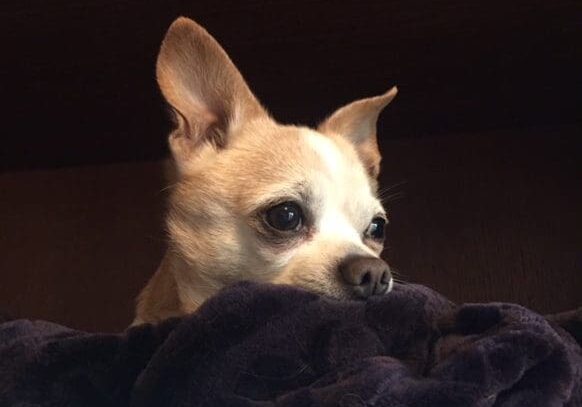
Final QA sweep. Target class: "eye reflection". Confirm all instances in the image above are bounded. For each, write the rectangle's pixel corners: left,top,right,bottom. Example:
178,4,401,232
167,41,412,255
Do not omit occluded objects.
265,202,303,231
366,217,386,241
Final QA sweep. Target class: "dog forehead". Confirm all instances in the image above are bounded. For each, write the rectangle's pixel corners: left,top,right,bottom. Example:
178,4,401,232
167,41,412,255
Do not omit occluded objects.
229,123,358,178
303,129,345,174
221,123,379,212
255,126,369,192
301,128,372,191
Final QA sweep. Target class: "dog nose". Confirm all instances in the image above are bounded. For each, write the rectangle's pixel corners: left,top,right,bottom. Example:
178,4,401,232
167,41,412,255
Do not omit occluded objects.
338,256,392,298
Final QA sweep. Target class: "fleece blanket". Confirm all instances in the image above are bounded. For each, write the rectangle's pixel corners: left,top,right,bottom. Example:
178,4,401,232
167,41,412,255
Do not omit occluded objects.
1,282,581,407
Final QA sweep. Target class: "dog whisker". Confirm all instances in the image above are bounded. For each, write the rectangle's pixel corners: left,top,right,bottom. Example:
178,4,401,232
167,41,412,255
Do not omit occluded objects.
159,183,179,193
379,192,406,205
387,266,406,280
378,180,407,196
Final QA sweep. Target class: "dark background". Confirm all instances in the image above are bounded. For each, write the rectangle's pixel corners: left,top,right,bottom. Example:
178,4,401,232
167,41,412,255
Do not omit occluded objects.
1,1,581,331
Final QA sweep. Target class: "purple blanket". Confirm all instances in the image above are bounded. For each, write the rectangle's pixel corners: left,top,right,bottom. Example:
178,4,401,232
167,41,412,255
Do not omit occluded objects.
1,282,581,406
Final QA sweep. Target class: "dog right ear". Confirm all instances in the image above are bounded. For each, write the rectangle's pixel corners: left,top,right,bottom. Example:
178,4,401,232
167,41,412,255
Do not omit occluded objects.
156,17,268,171
318,87,397,180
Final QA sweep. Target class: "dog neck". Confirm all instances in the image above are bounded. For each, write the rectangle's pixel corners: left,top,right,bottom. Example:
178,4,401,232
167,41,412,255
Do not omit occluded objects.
133,250,213,325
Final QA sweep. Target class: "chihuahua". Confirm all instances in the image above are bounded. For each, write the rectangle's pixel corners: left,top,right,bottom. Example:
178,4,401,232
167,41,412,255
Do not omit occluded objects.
134,17,397,325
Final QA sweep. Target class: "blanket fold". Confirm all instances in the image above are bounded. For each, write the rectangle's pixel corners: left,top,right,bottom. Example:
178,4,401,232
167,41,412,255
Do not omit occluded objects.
1,282,581,406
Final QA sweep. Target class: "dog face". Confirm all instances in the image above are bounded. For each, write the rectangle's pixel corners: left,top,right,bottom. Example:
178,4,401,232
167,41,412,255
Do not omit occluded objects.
157,18,397,306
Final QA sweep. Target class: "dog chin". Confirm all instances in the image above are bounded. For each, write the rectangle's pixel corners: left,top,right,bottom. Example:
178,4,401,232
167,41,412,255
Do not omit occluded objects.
278,276,394,301
314,286,377,302
274,279,358,301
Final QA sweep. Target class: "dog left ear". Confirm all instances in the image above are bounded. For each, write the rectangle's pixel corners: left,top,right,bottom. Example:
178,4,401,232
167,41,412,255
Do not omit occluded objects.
156,17,269,174
318,87,397,179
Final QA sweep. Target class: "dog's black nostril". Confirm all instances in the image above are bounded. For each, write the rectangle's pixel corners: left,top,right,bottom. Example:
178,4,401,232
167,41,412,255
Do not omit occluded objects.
360,272,371,286
380,271,390,284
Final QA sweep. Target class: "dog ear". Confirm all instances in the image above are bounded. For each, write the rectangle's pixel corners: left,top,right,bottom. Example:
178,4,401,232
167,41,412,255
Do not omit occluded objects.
318,87,397,179
156,17,268,169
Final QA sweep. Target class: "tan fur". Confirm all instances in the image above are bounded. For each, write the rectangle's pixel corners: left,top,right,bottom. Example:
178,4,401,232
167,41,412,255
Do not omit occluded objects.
134,17,397,325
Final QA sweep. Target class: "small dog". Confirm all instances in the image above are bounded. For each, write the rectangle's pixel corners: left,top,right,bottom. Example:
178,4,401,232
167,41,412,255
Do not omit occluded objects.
134,17,397,324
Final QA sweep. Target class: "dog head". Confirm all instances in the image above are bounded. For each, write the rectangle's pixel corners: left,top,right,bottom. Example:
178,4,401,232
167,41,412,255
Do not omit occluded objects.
157,17,397,306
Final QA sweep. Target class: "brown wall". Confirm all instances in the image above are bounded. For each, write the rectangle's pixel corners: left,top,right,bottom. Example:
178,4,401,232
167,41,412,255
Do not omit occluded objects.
0,162,166,331
382,127,581,314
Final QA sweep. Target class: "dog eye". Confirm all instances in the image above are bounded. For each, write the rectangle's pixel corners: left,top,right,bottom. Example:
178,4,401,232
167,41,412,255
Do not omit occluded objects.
366,217,387,241
265,202,303,232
